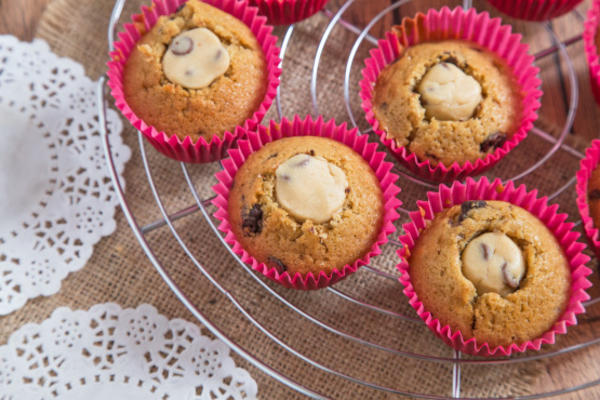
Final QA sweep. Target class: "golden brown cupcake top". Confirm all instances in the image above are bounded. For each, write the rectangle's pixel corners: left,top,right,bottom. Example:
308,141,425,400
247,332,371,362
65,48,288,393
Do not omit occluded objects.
409,200,570,347
123,0,267,142
228,136,384,276
373,40,522,166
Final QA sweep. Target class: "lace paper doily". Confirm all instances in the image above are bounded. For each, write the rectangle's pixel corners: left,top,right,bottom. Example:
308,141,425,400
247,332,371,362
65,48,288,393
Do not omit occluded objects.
0,303,258,399
0,35,131,315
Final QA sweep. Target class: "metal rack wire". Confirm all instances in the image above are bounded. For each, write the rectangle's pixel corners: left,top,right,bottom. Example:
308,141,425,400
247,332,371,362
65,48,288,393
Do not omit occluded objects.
98,0,600,398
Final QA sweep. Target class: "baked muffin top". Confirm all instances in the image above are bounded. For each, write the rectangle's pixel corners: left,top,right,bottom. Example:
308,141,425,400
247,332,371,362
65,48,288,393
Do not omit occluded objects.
373,40,522,166
228,136,384,276
124,0,267,142
409,200,570,347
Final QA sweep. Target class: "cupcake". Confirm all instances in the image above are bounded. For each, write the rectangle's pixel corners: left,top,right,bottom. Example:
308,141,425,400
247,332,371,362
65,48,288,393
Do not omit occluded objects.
212,116,401,290
107,0,280,163
398,178,591,356
373,41,521,168
584,0,600,104
248,0,329,25
488,0,583,21
360,7,542,182
576,139,600,257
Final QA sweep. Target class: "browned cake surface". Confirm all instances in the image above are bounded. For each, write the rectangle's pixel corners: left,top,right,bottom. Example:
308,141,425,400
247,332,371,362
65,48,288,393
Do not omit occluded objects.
588,164,600,229
373,40,522,166
228,136,384,276
409,200,570,347
123,0,267,142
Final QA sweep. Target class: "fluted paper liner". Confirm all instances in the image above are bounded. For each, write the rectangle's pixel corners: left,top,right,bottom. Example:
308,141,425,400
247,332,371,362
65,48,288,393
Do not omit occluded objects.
397,177,592,356
212,115,401,290
248,0,329,25
107,0,281,163
576,139,600,257
488,0,583,21
584,0,600,104
359,6,542,182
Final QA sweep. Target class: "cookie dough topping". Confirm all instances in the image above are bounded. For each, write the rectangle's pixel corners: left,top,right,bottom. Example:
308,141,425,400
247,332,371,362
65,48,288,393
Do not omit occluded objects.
461,231,525,296
275,154,348,223
417,62,482,121
162,27,230,89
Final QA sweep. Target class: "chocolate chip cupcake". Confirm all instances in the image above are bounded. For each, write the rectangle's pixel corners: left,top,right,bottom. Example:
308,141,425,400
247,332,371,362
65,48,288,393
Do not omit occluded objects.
212,117,401,289
373,41,522,167
409,199,571,350
123,0,268,142
229,136,383,277
360,7,541,181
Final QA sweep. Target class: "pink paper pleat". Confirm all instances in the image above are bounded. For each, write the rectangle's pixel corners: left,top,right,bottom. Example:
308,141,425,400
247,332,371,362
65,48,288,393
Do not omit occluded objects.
584,1,600,104
107,0,281,163
396,177,592,356
248,0,329,25
359,7,542,182
576,139,600,258
212,115,402,290
488,0,583,21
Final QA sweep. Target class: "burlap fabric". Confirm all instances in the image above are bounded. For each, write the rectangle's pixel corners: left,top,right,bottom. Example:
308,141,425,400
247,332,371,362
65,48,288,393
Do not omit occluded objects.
2,0,600,398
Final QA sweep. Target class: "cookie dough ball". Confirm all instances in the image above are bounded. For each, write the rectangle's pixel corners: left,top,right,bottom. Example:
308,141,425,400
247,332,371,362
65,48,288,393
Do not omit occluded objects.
162,27,230,89
275,154,348,224
417,62,482,121
462,231,525,296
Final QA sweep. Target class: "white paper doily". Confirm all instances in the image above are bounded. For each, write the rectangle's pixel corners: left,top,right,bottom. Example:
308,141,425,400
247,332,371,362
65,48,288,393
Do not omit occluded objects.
0,35,131,315
0,303,258,399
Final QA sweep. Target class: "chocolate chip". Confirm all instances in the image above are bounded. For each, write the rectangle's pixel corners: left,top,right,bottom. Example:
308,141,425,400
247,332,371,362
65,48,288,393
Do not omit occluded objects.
170,36,193,56
267,152,278,160
589,189,600,200
214,49,222,61
309,149,315,156
345,187,350,194
480,243,490,260
242,204,263,235
480,132,506,153
502,262,520,289
470,47,483,53
184,69,194,76
380,102,388,110
175,3,185,12
267,256,287,273
458,200,487,222
442,54,459,65
280,174,290,181
440,62,450,69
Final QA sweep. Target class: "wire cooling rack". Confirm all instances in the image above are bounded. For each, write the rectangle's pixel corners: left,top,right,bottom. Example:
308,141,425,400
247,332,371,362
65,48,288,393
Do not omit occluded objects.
98,0,600,398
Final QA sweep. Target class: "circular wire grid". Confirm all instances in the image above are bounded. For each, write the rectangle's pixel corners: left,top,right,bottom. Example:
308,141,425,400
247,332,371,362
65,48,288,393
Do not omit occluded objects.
99,0,600,398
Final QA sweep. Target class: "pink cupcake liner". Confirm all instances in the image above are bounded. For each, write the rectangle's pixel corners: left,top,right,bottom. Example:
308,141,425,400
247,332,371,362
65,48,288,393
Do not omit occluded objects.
584,0,600,104
248,0,329,25
359,6,542,182
576,139,600,258
488,0,583,21
397,176,592,356
212,115,402,290
107,0,281,163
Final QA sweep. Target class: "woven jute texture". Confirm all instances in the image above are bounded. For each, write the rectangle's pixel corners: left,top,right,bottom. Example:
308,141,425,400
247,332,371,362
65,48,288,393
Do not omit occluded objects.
3,0,600,398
